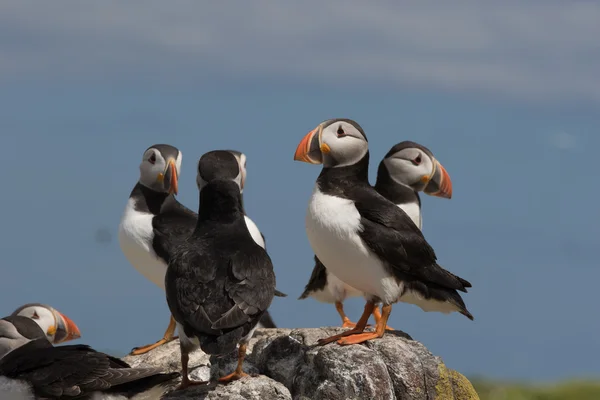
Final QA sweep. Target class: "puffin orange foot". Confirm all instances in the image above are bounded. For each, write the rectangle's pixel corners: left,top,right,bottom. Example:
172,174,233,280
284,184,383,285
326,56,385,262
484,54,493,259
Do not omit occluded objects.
337,332,382,345
384,325,395,331
318,328,365,346
218,371,249,384
177,379,209,390
130,338,174,356
341,320,357,329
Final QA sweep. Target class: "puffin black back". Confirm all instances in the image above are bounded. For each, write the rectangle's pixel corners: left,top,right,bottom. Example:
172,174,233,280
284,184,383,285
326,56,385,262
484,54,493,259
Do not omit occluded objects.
197,180,245,223
165,149,277,387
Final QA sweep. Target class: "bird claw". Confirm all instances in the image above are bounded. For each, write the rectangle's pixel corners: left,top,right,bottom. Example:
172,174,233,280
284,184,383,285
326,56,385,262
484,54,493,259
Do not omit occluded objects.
336,332,380,345
341,321,357,329
218,371,249,384
342,321,374,329
129,336,177,355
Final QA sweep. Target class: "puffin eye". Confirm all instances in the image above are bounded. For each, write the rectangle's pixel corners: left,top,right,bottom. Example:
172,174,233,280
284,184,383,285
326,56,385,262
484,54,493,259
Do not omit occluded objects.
412,155,422,165
149,154,156,164
336,126,346,137
32,311,39,319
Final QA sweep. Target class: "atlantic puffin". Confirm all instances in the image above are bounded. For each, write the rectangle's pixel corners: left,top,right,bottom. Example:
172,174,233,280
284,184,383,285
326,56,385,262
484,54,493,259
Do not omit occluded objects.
165,150,276,389
294,119,473,346
11,303,81,344
0,315,179,399
118,145,284,355
299,141,461,329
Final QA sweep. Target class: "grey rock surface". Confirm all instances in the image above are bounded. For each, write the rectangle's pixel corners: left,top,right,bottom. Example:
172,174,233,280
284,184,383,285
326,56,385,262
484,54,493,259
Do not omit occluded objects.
121,328,479,400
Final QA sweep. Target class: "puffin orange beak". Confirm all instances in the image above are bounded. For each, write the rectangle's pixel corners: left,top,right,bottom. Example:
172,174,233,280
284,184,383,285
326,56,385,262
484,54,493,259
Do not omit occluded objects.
160,159,179,195
294,126,323,164
423,159,453,199
53,311,81,343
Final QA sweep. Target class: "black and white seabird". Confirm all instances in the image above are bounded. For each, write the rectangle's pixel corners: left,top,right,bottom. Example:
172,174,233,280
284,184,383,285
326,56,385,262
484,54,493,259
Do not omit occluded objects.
118,145,283,355
294,119,473,346
11,303,81,344
299,141,461,329
165,150,276,389
0,315,178,399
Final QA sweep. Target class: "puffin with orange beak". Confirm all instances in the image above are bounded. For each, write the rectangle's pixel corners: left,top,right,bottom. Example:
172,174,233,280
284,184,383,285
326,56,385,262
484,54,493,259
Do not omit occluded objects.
119,144,184,356
11,303,81,344
299,140,464,329
294,118,473,346
119,145,285,356
0,315,179,398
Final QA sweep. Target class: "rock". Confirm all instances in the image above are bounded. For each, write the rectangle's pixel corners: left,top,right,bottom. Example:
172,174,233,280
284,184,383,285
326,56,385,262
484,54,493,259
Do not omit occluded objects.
121,328,479,400
161,376,291,400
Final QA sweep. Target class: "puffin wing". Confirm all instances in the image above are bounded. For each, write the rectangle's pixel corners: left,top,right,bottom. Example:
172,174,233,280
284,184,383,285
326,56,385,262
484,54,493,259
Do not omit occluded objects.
0,342,166,397
298,256,328,299
166,247,221,335
0,342,111,397
152,197,198,261
211,247,276,330
352,188,471,292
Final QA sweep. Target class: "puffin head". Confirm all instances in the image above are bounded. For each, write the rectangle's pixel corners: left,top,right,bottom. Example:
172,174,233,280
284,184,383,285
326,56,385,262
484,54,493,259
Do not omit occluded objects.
197,150,245,192
380,141,452,199
294,119,368,168
138,144,181,195
11,303,81,344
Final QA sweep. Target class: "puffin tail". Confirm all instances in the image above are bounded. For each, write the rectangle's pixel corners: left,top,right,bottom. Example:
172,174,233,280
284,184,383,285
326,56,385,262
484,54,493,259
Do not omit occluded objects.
258,311,277,328
199,326,244,355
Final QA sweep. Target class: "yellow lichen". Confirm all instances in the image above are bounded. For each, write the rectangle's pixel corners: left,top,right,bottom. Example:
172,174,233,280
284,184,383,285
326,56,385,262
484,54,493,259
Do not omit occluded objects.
435,363,480,400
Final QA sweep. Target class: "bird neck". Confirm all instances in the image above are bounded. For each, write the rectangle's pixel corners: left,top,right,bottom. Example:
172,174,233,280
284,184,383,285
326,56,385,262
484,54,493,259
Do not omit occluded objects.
374,163,421,207
197,180,245,224
131,182,170,215
317,151,371,186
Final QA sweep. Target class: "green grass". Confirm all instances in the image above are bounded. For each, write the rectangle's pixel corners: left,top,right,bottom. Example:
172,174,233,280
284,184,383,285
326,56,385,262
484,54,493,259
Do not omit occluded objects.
471,378,600,400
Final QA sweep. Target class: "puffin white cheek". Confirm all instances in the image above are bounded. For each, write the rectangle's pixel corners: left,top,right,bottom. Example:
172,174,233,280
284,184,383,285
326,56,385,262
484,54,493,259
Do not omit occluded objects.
176,152,183,175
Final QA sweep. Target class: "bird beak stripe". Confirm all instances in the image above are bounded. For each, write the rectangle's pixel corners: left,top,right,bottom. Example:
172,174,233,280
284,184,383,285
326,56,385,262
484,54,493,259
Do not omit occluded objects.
54,311,82,343
167,159,179,195
423,158,453,199
294,126,324,164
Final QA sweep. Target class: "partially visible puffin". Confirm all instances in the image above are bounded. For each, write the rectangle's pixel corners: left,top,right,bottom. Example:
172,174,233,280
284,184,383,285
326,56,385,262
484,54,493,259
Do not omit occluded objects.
11,303,81,344
299,141,460,329
118,145,284,355
165,150,276,389
0,315,179,399
294,119,473,346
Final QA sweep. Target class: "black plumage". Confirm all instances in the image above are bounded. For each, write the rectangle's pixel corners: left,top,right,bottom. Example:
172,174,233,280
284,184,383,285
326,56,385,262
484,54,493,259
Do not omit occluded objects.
316,153,473,319
298,256,328,300
165,150,276,387
294,118,473,346
122,146,282,356
0,317,178,399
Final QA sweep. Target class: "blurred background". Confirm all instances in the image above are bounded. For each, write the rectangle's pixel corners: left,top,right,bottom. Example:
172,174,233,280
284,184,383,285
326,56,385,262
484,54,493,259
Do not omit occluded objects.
0,2,598,398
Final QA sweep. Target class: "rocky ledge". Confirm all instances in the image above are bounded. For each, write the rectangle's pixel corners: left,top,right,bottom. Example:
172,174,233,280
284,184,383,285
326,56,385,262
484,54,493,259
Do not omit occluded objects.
123,327,479,400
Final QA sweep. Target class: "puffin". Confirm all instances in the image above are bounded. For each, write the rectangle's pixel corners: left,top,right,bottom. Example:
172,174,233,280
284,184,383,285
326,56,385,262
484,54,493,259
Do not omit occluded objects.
293,119,473,346
299,141,461,329
165,150,276,389
11,303,81,344
118,144,284,355
0,315,178,399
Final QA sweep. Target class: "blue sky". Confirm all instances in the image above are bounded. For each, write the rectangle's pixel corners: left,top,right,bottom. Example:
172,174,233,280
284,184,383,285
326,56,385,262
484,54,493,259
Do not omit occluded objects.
0,1,599,382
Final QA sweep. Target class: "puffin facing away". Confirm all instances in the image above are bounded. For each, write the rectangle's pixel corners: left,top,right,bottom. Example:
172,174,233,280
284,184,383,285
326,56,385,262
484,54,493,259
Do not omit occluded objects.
165,150,276,389
294,119,473,346
11,303,81,344
0,315,179,399
118,144,283,355
299,141,459,329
